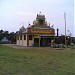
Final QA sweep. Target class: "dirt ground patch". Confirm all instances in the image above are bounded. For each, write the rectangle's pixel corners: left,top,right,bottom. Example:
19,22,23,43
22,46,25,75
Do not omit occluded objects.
2,44,28,49
2,44,65,50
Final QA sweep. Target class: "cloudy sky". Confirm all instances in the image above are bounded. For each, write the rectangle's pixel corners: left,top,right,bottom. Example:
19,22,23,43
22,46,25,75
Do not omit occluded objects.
0,0,74,36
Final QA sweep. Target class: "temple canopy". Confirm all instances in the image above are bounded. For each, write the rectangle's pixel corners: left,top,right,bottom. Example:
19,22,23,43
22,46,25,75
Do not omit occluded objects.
1,37,10,43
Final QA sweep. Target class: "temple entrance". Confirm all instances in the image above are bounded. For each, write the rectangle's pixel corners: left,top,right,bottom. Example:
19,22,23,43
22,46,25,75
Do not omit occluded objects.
33,36,52,47
40,37,51,47
34,38,39,47
40,38,47,47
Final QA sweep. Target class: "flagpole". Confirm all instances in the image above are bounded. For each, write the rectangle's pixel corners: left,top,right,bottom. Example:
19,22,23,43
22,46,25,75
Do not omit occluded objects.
64,12,66,46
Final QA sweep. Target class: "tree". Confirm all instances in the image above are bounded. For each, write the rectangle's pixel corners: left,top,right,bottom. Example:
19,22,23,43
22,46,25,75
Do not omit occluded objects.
0,30,16,43
0,29,4,34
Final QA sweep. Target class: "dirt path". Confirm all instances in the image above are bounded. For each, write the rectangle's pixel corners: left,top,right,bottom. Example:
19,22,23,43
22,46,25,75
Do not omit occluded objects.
2,44,45,49
2,44,64,50
2,44,29,49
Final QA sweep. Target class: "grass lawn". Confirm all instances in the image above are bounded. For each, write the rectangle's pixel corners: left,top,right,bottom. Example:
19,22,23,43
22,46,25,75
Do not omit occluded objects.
0,45,75,75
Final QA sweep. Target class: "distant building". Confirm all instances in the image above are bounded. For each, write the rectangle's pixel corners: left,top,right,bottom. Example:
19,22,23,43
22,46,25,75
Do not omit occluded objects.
16,13,55,47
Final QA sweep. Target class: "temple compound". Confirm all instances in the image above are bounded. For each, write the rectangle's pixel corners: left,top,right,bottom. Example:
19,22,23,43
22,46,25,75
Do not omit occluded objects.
16,13,55,47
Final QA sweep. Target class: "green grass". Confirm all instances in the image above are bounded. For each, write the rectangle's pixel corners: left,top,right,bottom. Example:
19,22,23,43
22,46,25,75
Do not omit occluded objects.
70,45,75,49
0,45,75,75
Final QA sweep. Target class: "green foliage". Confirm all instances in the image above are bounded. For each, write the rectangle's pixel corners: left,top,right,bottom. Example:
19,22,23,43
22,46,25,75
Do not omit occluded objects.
0,45,75,75
70,45,75,49
72,37,75,44
0,30,16,43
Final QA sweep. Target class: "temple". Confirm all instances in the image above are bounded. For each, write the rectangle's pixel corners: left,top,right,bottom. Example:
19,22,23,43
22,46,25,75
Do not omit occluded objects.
16,13,55,47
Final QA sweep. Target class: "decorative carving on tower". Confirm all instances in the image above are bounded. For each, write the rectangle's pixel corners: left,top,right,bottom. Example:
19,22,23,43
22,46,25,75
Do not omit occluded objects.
31,13,52,28
33,20,36,26
44,21,47,27
36,12,45,27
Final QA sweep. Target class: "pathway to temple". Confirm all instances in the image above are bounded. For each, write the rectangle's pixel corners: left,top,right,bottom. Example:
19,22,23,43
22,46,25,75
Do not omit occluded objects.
2,44,28,49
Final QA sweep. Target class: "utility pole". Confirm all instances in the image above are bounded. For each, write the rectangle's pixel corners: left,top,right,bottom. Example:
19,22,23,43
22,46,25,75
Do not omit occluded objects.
64,12,66,46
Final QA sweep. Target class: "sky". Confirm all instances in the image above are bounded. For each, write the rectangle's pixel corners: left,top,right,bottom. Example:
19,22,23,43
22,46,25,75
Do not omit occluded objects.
0,0,74,36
